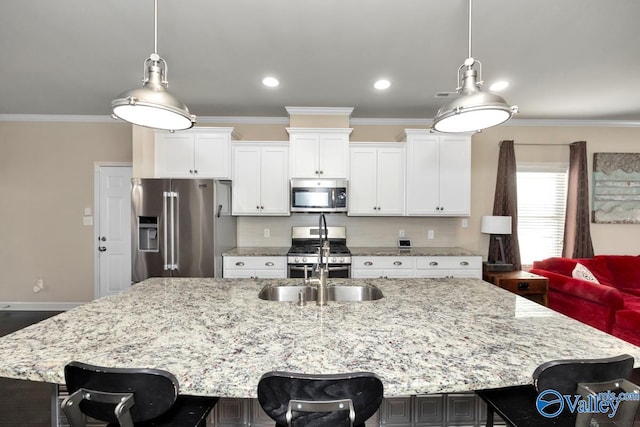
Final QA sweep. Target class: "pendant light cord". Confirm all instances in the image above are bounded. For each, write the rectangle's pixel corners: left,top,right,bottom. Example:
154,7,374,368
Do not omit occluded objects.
467,0,473,59
153,0,158,55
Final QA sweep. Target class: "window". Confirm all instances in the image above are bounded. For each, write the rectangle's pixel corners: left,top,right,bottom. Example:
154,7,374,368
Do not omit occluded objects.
516,163,568,266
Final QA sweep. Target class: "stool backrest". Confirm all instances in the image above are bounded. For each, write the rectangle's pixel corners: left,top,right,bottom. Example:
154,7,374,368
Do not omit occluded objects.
533,353,634,395
257,371,383,427
63,361,179,425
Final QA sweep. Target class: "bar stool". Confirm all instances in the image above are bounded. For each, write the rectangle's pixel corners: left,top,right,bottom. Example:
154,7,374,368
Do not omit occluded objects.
61,361,217,427
476,354,639,427
257,371,383,427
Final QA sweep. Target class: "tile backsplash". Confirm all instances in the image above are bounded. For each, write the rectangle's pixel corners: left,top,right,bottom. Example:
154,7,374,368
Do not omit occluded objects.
237,214,459,247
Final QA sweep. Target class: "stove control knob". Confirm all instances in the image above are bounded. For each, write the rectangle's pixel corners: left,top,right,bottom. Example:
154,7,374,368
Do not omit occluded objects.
295,257,300,263
339,258,344,263
302,257,307,263
331,257,337,263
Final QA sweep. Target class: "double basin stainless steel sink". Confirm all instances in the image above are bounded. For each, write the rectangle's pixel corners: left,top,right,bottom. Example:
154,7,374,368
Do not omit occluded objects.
258,284,384,302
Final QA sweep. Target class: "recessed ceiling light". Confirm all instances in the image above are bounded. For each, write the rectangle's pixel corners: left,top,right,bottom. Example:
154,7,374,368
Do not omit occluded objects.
489,81,509,91
374,79,391,90
262,76,280,88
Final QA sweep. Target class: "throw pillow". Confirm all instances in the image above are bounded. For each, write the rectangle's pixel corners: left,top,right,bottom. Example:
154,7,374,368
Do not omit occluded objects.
572,263,600,283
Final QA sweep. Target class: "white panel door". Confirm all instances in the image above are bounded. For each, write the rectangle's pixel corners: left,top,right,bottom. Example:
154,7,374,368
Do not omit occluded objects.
318,133,349,178
194,133,231,178
406,135,440,215
348,147,378,215
155,133,194,177
232,146,262,215
260,146,289,215
376,147,405,215
438,136,471,216
97,166,132,298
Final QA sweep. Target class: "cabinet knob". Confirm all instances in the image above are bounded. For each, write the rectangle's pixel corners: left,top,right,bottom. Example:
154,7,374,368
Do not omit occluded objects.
194,170,198,174
364,261,373,266
460,261,469,266
315,171,320,175
265,261,274,267
429,261,438,266
189,169,194,174
393,261,402,266
261,206,264,210
235,261,245,266
256,206,260,210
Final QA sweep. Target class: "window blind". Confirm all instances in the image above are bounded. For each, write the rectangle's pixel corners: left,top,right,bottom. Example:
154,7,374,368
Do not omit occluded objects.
517,163,568,266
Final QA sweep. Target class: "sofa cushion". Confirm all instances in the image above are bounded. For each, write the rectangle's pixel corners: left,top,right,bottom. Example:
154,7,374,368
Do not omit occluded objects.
533,257,614,286
572,263,600,283
601,255,640,290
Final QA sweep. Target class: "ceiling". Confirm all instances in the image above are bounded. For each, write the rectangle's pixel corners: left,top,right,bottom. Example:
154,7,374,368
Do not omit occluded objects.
1,0,639,122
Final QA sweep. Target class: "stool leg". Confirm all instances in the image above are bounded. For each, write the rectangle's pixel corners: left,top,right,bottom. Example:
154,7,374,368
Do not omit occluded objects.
485,404,494,427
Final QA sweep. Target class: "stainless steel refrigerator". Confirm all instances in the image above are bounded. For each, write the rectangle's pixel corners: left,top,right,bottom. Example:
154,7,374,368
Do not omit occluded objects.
131,179,236,283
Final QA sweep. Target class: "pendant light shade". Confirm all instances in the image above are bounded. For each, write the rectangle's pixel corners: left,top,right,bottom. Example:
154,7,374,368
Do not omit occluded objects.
111,1,195,131
432,1,517,133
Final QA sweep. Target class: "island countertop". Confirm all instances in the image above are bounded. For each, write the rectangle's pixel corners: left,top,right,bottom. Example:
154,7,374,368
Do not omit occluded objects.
0,277,638,399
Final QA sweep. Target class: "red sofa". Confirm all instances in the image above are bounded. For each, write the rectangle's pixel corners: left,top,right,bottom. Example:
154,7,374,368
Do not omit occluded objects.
530,255,640,347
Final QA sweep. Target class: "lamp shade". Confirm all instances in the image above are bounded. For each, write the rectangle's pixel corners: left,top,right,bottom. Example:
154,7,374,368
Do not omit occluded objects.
480,215,512,235
112,62,196,131
432,68,517,133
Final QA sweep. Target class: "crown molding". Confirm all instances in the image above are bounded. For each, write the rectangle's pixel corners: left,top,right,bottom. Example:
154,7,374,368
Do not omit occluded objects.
0,114,114,123
197,116,289,125
285,106,354,116
1,114,639,128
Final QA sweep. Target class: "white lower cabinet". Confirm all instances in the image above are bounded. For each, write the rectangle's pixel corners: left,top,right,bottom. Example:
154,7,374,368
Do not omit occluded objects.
352,256,415,279
223,256,286,279
414,256,482,279
352,256,482,279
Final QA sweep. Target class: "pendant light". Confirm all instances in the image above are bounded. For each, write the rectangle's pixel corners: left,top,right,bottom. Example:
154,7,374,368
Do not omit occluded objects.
111,0,196,131
432,0,517,133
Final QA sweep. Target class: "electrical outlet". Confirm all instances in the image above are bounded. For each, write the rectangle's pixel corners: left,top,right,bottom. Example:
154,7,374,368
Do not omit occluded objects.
427,229,435,239
399,229,405,238
264,228,270,238
461,218,469,228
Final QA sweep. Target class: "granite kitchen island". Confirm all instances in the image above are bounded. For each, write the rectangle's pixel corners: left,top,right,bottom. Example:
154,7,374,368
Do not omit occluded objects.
0,277,638,399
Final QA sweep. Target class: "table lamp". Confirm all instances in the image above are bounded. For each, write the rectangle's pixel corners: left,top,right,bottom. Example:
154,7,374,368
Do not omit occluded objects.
481,215,513,272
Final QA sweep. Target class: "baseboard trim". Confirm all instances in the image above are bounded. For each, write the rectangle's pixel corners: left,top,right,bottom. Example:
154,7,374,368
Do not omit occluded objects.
0,302,82,311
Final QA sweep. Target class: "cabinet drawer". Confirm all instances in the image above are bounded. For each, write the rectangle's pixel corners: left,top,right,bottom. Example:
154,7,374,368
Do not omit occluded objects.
497,278,547,294
223,256,286,270
352,256,414,270
415,256,481,270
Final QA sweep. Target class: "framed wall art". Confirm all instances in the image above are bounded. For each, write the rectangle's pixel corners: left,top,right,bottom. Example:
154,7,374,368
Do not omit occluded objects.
592,152,640,223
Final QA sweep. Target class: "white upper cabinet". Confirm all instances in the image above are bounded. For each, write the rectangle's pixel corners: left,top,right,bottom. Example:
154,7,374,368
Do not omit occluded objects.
349,143,406,216
232,142,290,216
287,128,352,179
403,130,471,216
155,127,235,179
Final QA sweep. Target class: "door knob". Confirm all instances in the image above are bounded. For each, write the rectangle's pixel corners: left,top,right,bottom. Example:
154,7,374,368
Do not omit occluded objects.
98,246,107,252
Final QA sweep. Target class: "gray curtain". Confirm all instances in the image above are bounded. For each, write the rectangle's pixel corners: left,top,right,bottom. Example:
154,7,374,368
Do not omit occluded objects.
489,140,522,270
562,141,594,258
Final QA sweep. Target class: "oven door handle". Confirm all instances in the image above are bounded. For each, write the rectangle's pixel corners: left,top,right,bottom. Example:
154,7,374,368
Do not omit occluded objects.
288,265,351,272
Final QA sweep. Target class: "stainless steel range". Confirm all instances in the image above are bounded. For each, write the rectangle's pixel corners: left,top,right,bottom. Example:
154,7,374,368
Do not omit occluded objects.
287,226,351,278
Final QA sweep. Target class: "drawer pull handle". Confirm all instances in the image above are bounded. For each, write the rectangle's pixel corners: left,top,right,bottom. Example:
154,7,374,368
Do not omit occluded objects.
235,262,245,266
393,261,402,266
429,261,438,266
265,261,274,267
518,282,530,290
364,261,373,266
460,261,469,266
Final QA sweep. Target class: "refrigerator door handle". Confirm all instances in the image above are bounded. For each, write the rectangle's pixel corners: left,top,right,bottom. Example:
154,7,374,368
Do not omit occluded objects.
162,191,172,271
170,191,178,270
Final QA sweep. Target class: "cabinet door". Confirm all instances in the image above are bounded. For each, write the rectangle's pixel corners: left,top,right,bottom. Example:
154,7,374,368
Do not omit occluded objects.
376,147,405,215
193,133,231,178
406,135,440,215
232,146,262,215
438,136,471,216
349,147,378,215
289,134,319,178
318,133,349,178
259,146,290,215
155,133,194,178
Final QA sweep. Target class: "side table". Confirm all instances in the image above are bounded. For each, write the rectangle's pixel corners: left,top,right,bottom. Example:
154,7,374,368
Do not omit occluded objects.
483,270,549,306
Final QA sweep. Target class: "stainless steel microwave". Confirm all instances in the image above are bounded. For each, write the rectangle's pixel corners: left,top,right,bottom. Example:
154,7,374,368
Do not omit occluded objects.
290,179,348,213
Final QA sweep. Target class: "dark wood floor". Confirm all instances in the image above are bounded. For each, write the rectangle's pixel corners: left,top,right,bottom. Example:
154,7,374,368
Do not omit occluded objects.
0,311,62,427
